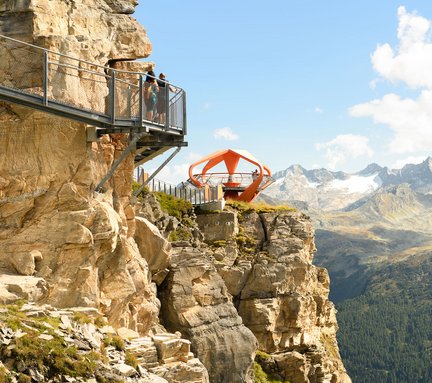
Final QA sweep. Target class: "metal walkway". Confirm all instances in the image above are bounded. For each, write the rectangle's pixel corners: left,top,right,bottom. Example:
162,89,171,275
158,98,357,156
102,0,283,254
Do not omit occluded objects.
0,33,187,168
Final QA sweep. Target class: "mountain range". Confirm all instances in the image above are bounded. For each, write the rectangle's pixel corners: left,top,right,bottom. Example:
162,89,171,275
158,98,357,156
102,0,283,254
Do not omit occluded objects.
263,157,432,211
261,157,432,382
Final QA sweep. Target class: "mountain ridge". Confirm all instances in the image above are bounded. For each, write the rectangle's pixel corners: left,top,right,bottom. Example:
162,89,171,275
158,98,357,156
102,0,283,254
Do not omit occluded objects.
263,157,432,211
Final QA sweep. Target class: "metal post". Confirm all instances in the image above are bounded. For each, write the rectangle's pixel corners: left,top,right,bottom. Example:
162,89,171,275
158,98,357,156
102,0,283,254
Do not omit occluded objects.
110,70,116,124
43,50,49,105
133,146,182,197
139,74,144,127
165,83,169,130
182,91,187,135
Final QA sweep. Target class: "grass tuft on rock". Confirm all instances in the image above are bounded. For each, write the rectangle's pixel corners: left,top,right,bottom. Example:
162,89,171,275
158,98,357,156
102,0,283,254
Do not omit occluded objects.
168,227,193,242
154,192,193,219
254,351,291,383
10,334,100,379
125,352,139,369
103,335,125,351
253,361,290,383
227,201,295,214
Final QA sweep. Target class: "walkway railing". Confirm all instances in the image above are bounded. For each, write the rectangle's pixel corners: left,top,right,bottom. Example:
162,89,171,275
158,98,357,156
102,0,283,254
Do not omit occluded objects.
135,169,221,206
0,34,186,135
191,172,274,190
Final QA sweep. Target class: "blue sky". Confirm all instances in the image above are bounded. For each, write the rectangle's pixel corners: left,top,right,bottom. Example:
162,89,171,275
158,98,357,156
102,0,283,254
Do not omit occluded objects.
134,1,432,183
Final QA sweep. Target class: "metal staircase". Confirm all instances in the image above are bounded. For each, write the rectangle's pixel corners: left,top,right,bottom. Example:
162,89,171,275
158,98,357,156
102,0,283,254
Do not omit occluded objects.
0,33,187,185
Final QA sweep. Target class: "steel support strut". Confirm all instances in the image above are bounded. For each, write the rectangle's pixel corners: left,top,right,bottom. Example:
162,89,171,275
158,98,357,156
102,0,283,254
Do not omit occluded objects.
95,132,146,192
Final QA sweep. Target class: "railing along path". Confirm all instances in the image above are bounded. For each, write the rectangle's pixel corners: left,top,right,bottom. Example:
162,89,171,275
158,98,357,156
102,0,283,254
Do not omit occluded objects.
191,172,274,190
135,169,220,206
0,34,186,136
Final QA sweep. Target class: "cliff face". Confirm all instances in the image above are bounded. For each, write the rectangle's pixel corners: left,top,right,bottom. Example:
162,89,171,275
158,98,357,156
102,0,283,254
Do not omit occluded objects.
192,206,351,383
0,0,154,328
0,2,350,383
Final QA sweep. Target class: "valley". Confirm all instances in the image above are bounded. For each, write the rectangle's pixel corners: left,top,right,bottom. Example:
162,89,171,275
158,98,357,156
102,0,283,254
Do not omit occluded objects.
261,158,432,382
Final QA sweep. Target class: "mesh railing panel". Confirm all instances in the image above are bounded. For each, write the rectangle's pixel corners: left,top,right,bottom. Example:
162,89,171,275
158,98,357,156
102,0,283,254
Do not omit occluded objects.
169,90,185,130
0,35,44,95
48,53,108,114
0,34,187,133
193,173,275,189
134,169,218,205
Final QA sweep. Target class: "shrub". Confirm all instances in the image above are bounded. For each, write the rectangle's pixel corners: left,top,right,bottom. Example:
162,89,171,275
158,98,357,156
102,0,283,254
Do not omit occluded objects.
124,352,138,369
168,227,192,242
154,192,192,219
226,201,295,214
103,335,125,351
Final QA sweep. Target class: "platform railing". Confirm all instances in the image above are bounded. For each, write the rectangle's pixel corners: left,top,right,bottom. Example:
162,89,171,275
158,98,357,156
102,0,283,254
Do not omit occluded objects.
191,172,274,190
135,169,220,205
0,34,186,133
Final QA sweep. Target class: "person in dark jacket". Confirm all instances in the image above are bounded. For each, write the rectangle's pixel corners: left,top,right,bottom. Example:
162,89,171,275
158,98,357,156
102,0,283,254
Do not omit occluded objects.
156,73,177,124
144,70,158,121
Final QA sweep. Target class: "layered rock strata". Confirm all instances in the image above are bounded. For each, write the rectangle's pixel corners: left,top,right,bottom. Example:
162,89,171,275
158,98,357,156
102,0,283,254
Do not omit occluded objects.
0,0,154,327
158,246,257,383
0,302,208,382
198,208,352,383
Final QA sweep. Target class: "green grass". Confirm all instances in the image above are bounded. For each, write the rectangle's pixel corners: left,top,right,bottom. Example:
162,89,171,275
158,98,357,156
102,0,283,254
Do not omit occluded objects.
154,192,192,219
131,180,149,198
103,335,125,351
10,334,100,379
209,240,227,248
226,201,295,214
124,352,138,369
253,361,290,383
254,351,291,383
235,231,256,258
168,227,192,242
0,304,108,381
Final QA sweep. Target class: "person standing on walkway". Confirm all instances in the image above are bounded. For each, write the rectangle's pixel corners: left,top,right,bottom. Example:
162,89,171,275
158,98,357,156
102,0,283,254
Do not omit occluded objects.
144,70,158,121
156,73,177,124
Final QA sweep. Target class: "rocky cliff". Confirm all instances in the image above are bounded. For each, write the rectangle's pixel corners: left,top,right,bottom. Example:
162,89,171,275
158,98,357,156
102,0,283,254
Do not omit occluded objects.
0,1,350,382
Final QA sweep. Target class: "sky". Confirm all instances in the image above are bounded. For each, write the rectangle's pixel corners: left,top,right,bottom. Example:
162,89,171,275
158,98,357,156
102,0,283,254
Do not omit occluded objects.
133,1,432,184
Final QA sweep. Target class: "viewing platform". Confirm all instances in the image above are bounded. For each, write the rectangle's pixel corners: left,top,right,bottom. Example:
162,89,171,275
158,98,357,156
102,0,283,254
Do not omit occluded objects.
188,149,275,202
0,33,187,170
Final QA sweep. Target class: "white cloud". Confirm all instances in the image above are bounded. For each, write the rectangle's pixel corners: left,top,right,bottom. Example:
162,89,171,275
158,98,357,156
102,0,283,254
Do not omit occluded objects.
371,6,432,89
349,8,432,157
314,107,324,113
349,90,432,153
186,152,202,162
391,155,428,169
315,134,374,169
213,127,239,141
369,79,379,89
144,152,203,185
147,163,190,185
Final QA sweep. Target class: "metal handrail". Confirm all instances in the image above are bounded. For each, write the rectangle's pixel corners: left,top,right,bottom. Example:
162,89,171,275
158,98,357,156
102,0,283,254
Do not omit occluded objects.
134,169,220,206
191,172,274,189
0,33,186,133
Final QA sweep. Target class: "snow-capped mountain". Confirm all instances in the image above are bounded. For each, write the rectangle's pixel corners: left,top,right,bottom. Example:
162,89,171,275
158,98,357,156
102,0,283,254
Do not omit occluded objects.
263,157,432,211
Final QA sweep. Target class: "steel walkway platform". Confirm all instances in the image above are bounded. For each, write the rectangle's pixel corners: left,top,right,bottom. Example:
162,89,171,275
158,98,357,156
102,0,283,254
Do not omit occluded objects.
0,33,187,172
